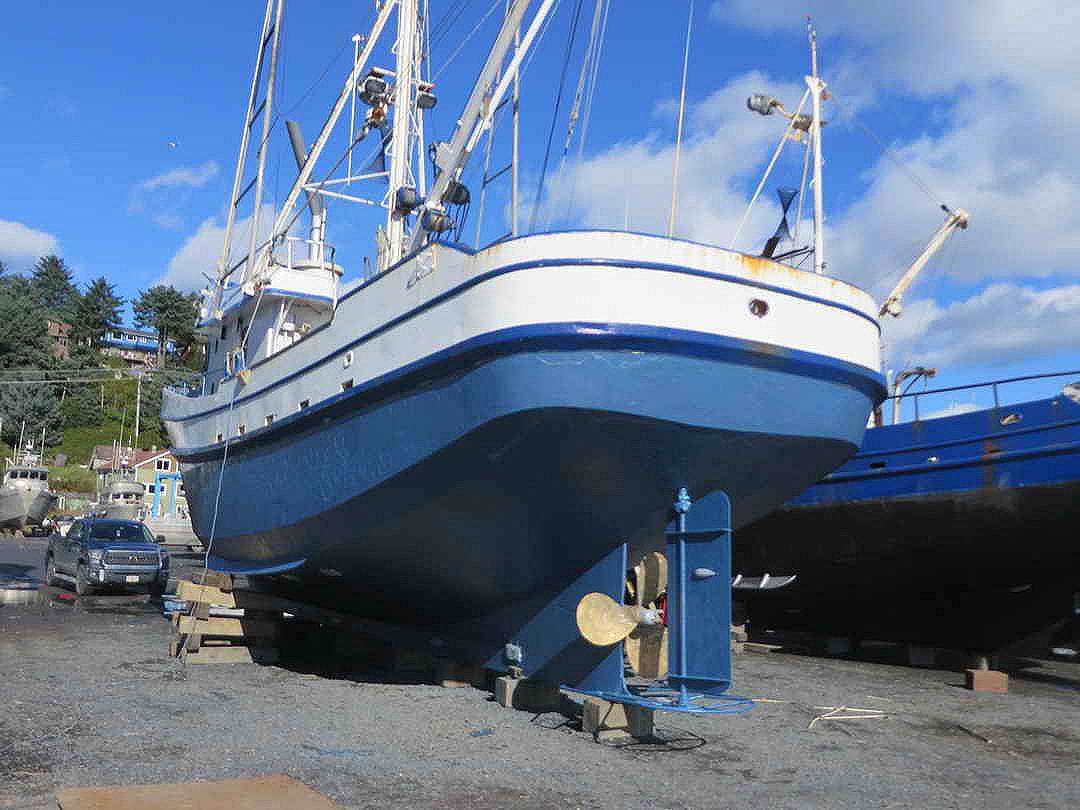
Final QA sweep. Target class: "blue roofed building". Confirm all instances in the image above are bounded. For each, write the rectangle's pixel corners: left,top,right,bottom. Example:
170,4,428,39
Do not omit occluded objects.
100,326,177,368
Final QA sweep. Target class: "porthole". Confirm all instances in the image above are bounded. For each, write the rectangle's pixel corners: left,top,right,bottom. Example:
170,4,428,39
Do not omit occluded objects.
343,350,354,368
749,298,769,318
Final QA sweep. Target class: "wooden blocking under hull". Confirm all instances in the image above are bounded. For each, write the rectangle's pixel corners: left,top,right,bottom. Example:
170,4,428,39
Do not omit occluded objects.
494,675,564,712
965,668,1009,693
581,697,654,741
436,658,488,689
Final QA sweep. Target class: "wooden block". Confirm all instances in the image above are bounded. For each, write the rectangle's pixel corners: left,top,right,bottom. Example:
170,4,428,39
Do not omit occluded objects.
56,773,340,809
436,659,485,688
175,615,279,638
199,570,234,591
183,645,279,664
965,668,1008,693
176,579,235,606
494,675,563,712
743,642,782,654
582,697,653,740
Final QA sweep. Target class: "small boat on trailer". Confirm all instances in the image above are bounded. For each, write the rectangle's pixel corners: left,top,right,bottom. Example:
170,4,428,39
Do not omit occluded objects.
735,371,1080,654
0,445,57,536
164,2,885,711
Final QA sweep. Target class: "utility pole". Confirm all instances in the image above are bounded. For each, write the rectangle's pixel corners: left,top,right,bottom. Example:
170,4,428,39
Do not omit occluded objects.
133,372,143,451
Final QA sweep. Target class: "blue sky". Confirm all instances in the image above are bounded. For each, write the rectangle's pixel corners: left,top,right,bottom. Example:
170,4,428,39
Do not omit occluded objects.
2,1,1078,407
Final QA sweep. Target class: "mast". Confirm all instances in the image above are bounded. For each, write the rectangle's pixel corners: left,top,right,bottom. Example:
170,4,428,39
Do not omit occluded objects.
406,0,556,255
385,0,419,266
806,20,826,275
215,0,285,310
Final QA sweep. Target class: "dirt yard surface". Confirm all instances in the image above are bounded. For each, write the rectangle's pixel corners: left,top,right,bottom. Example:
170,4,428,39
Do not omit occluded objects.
2,537,1078,809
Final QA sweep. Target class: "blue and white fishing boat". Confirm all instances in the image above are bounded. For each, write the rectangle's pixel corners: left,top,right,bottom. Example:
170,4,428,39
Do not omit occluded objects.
736,367,1080,655
164,2,884,705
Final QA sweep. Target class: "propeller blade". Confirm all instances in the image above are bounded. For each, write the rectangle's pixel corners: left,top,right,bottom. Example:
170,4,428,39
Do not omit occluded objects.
576,592,640,647
637,552,668,607
625,625,668,680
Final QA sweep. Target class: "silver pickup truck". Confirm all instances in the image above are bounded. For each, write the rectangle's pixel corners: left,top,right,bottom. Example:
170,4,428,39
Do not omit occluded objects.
45,517,169,596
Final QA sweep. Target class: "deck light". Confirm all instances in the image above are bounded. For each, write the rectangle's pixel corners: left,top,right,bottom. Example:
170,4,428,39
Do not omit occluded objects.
747,94,778,116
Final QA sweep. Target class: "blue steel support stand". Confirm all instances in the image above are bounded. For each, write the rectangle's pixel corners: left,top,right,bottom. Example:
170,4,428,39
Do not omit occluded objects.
151,472,183,518
489,487,752,716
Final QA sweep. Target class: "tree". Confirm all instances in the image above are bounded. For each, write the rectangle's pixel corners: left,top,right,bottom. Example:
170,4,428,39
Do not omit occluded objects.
71,277,124,346
0,384,63,448
0,278,53,370
30,255,78,316
133,285,198,364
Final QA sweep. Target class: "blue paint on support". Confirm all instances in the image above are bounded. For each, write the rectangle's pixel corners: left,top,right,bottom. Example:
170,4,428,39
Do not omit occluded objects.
151,472,183,518
560,488,753,716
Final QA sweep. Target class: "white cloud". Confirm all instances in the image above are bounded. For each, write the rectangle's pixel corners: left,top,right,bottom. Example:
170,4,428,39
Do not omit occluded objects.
0,219,61,268
922,401,980,420
541,71,806,248
882,284,1080,370
704,2,1080,371
129,160,221,231
157,204,278,292
139,161,220,192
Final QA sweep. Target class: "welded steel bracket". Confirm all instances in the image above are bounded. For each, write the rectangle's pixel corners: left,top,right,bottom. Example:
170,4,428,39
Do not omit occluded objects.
562,487,753,716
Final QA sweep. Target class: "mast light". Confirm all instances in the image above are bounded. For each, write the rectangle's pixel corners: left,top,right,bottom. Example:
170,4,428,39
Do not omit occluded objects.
747,94,779,116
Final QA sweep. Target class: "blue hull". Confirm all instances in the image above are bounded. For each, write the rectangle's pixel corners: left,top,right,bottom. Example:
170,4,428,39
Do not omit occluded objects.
172,328,883,623
736,389,1080,650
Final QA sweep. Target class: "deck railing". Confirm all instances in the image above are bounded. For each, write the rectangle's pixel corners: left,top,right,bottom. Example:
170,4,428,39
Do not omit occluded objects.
890,369,1080,424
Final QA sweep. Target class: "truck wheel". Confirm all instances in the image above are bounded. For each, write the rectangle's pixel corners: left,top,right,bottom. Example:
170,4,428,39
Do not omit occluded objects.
75,564,94,597
45,556,61,587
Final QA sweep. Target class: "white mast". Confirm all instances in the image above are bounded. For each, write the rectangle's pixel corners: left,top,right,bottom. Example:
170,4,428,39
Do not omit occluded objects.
386,0,419,267
806,20,826,275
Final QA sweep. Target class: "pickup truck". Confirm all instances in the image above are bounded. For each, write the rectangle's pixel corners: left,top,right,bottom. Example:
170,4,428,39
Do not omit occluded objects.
45,517,169,596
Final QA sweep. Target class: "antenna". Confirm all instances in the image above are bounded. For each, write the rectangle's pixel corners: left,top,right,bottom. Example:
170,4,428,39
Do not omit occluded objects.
805,16,827,274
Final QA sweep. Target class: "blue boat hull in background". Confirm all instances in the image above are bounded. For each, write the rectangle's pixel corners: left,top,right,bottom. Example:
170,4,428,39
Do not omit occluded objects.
174,333,884,625
735,386,1080,651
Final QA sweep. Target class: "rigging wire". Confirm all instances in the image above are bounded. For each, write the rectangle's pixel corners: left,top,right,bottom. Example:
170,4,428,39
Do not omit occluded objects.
527,0,586,234
547,0,607,228
433,0,505,81
830,92,950,213
667,0,694,238
430,0,476,51
520,0,561,77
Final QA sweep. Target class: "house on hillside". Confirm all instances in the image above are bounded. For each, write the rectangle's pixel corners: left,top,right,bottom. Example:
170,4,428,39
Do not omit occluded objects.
92,445,188,519
100,326,177,368
45,317,73,360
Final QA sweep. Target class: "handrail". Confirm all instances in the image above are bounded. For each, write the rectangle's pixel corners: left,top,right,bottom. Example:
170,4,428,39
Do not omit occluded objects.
893,369,1080,401
889,368,1080,423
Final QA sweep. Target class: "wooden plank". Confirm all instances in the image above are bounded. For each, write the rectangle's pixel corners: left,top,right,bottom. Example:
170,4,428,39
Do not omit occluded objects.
176,580,236,606
184,645,256,664
56,773,338,809
174,580,292,612
175,616,279,638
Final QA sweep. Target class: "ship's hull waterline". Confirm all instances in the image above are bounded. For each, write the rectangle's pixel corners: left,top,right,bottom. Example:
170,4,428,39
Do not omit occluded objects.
164,232,885,624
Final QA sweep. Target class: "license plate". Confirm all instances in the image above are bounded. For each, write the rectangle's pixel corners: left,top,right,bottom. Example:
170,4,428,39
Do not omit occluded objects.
125,575,139,583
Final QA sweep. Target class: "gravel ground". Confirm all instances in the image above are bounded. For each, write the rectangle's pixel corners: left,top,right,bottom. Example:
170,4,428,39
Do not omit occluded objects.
1,536,1078,809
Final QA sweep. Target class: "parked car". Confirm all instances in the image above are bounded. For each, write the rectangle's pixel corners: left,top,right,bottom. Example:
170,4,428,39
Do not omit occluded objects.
44,518,169,596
